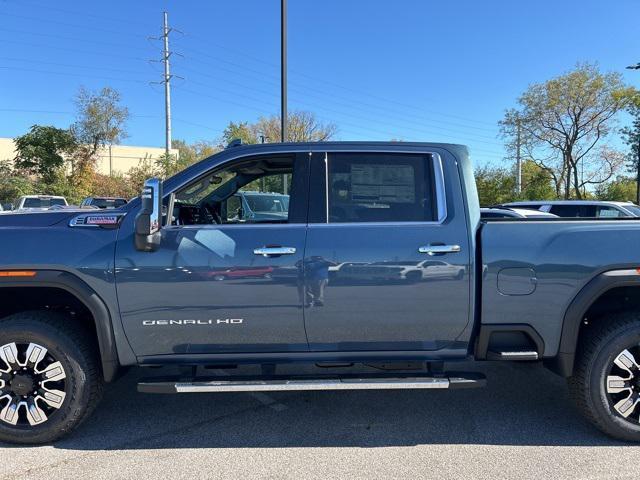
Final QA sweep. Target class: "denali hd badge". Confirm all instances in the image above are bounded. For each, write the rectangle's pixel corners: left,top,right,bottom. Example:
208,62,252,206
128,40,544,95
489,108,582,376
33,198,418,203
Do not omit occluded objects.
143,319,243,326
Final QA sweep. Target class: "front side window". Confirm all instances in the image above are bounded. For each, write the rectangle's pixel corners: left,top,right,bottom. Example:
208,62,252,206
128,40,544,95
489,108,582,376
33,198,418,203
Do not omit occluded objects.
172,155,299,226
327,154,436,223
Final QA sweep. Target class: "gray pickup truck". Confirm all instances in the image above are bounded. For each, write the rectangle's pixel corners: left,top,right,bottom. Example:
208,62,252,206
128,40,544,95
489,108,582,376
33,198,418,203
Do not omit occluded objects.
1,142,640,444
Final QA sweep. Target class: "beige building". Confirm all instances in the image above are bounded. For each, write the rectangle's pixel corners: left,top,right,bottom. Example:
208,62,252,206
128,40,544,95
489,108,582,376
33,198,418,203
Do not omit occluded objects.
0,137,179,176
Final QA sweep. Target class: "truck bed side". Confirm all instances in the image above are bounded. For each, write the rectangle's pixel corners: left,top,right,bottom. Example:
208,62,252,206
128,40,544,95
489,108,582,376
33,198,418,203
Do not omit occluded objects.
480,219,640,357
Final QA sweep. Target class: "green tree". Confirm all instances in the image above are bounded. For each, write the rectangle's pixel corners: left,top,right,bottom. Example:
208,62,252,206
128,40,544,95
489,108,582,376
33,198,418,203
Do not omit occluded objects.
157,139,221,178
595,176,638,202
126,159,160,193
222,122,258,145
500,63,636,199
474,166,516,206
72,86,129,158
0,160,37,205
13,125,77,184
520,160,556,200
222,111,337,145
620,95,640,203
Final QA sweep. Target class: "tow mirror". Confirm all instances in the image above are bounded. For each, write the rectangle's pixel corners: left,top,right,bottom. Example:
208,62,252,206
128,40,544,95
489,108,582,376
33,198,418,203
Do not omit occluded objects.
134,178,162,252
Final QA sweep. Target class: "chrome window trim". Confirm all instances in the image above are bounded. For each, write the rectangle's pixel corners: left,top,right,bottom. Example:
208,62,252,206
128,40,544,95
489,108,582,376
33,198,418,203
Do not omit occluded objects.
324,152,329,223
163,147,449,228
162,223,307,230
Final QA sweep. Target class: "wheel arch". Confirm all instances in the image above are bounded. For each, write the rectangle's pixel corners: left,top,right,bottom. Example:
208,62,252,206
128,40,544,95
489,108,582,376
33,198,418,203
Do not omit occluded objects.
546,269,640,377
0,270,120,382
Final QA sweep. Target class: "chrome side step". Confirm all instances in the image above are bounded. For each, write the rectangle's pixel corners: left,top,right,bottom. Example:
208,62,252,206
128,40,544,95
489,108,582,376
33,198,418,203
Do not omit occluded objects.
487,350,539,361
138,373,486,394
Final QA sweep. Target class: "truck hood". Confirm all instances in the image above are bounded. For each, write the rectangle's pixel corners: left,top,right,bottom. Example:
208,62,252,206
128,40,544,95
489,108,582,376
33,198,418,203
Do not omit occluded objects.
0,210,84,227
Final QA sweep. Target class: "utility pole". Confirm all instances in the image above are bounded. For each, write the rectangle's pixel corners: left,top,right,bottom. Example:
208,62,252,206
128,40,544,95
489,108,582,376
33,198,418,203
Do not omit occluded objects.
281,0,288,143
162,11,172,157
515,115,522,195
150,12,182,158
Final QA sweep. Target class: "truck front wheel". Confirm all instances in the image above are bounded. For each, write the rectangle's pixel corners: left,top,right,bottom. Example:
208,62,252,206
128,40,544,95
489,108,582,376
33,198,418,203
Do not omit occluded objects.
568,313,640,441
0,311,103,444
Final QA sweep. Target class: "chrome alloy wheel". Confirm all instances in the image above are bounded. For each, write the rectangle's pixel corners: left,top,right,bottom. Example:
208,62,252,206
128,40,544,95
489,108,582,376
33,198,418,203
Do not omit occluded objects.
0,342,66,426
606,348,640,422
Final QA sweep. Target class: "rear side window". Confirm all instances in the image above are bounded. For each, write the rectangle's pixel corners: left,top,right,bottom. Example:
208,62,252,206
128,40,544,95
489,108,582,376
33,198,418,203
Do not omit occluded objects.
327,153,436,223
596,206,623,218
549,205,597,217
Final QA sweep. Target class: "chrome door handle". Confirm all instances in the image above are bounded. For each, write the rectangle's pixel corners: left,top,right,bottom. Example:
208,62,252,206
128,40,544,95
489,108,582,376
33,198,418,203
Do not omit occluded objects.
253,246,297,257
418,245,461,255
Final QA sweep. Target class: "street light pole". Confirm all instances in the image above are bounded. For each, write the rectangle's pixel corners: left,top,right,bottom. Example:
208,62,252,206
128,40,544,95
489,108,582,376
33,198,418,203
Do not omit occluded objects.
281,0,288,143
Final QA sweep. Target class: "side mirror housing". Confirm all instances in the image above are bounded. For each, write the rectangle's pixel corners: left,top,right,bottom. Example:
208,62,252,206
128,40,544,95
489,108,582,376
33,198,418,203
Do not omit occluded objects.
134,178,162,252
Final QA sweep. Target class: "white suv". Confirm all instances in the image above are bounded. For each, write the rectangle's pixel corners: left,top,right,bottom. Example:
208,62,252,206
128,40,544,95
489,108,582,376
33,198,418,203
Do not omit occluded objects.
501,200,640,218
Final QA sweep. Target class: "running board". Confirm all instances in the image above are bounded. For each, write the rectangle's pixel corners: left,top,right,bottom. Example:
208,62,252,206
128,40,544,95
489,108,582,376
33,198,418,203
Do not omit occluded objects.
487,350,539,361
138,373,486,394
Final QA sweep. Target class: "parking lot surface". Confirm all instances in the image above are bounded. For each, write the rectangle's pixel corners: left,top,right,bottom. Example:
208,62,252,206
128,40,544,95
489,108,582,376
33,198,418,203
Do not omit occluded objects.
0,361,638,480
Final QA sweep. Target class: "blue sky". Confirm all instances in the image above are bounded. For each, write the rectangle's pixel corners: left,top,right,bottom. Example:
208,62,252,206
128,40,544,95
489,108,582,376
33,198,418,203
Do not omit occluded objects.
0,0,639,167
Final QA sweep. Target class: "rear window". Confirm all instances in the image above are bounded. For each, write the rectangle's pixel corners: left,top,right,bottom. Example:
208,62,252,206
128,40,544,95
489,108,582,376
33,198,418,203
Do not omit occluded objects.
23,198,66,208
327,153,436,223
91,198,127,209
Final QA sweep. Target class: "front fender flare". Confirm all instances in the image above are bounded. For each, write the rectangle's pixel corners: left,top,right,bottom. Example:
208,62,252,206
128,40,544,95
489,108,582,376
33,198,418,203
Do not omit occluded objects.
0,270,120,382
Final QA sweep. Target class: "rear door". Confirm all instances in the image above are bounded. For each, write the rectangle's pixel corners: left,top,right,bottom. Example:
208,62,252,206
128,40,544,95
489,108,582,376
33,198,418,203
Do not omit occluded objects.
302,150,472,352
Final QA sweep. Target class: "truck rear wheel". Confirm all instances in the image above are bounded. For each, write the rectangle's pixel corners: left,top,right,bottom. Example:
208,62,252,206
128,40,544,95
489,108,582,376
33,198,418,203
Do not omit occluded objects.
568,313,640,441
0,311,103,444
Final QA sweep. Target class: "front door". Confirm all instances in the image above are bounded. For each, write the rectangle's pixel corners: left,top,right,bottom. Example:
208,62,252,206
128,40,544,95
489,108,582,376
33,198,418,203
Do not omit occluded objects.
303,150,471,352
115,153,309,356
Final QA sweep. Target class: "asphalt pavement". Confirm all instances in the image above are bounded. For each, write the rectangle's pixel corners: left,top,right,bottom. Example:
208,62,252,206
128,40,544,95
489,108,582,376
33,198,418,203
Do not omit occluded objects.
0,361,638,480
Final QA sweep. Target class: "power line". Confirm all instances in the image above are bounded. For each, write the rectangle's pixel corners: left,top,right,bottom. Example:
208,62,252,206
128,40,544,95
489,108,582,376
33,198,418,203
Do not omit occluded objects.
4,1,500,132
0,66,148,84
0,57,152,77
1,13,149,39
2,25,501,140
9,0,152,29
0,39,147,62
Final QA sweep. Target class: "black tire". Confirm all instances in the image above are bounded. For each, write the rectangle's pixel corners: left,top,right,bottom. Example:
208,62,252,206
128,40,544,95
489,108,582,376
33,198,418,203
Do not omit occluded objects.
0,311,103,444
568,312,640,441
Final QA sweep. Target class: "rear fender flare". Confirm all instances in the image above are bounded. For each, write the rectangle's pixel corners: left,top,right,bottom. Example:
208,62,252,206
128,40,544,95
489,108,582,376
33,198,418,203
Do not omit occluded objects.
548,269,640,377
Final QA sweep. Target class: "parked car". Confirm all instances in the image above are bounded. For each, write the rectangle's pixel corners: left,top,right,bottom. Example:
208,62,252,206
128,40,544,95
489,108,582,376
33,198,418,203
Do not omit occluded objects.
224,191,290,222
4,142,640,444
80,197,128,209
500,200,640,218
13,195,68,212
480,207,558,219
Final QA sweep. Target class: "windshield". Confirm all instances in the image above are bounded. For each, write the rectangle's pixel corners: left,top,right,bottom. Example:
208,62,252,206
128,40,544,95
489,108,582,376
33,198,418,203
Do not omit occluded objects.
23,197,66,208
244,194,289,213
623,204,640,217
